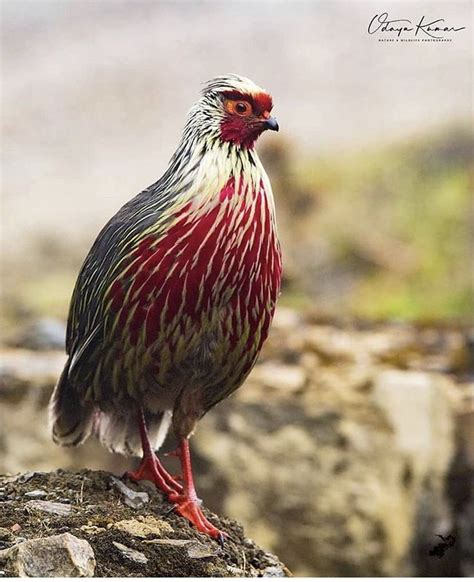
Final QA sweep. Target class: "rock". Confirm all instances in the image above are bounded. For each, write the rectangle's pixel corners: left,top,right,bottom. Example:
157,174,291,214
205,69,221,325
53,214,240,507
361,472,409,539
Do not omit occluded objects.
185,541,216,559
303,325,360,363
143,538,216,559
271,307,302,331
249,362,306,393
17,472,46,484
110,477,149,508
9,318,66,351
25,500,72,516
0,533,95,577
373,370,455,476
112,542,148,565
113,515,173,538
143,539,191,546
194,364,460,576
264,565,286,577
24,489,47,498
0,350,66,404
226,565,245,576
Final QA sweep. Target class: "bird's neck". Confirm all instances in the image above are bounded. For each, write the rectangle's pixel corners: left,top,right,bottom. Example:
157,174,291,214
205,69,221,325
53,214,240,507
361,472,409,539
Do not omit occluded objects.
167,135,275,217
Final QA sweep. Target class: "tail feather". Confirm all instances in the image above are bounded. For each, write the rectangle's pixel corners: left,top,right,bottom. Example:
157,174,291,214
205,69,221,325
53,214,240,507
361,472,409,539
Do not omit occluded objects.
50,360,172,456
49,359,94,447
95,409,172,456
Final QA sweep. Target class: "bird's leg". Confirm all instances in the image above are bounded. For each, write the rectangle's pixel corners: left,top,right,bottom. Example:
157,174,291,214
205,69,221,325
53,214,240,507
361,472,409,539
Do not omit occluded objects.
126,409,182,495
168,436,226,541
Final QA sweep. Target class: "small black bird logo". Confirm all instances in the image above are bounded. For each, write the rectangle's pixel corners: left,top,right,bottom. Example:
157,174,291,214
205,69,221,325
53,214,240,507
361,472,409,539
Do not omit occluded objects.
428,534,456,558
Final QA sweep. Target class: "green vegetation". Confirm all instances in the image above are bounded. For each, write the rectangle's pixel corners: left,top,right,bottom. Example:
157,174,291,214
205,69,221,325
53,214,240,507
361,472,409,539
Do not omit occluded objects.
269,125,473,322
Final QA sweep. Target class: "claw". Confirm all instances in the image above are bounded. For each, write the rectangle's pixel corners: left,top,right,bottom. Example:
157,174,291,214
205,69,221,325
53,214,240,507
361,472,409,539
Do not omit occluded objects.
217,531,226,546
127,454,183,495
169,492,226,540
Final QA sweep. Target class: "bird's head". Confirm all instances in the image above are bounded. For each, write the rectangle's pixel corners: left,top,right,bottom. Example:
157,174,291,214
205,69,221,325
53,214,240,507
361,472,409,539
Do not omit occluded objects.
188,74,278,150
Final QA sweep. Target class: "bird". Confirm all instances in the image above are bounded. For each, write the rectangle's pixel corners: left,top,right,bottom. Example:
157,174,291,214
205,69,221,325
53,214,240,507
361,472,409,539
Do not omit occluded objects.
50,74,282,539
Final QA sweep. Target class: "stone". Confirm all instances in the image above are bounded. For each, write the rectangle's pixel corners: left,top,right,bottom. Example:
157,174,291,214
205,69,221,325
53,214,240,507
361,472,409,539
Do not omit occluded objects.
271,307,302,330
24,489,47,498
17,472,45,484
249,362,306,393
0,350,66,403
373,370,455,476
112,542,148,565
110,477,149,509
226,565,245,576
10,318,66,351
264,565,286,577
0,533,95,577
25,500,72,516
113,515,173,538
185,541,216,559
142,538,215,559
79,525,105,535
143,539,191,546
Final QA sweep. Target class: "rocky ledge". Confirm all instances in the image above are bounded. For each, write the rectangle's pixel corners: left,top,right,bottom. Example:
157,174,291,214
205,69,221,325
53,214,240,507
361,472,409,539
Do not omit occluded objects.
0,470,289,577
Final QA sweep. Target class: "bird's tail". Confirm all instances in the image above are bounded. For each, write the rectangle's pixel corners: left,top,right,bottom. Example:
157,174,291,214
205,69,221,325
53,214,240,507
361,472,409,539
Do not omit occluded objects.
49,359,95,447
94,409,172,456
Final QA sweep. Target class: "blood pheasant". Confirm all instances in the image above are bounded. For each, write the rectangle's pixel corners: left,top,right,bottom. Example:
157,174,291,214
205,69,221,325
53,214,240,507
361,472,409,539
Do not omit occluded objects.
50,74,282,538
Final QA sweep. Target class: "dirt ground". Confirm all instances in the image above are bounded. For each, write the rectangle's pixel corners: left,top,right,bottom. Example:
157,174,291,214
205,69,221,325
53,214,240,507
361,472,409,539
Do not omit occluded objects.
0,469,290,577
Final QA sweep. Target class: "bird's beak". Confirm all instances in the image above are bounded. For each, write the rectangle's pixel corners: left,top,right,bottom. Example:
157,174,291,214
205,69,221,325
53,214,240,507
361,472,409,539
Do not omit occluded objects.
263,117,279,132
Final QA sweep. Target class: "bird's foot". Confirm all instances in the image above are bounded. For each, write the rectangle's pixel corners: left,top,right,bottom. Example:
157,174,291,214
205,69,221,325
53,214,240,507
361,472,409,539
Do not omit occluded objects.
168,492,226,541
126,454,182,495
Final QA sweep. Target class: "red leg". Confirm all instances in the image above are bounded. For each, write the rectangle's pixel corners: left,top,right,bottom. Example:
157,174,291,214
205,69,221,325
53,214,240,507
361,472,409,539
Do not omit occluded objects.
168,437,226,541
126,409,182,495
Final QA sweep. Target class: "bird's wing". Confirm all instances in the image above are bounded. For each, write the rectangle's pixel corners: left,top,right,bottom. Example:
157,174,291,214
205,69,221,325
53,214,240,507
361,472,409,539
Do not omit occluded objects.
65,179,177,375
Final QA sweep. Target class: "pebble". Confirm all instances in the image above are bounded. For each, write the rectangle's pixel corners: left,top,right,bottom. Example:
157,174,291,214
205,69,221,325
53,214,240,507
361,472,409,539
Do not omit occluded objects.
12,318,66,350
264,565,286,577
17,472,46,484
24,490,47,499
24,500,72,516
226,565,245,576
110,477,149,509
143,539,191,546
186,542,216,559
112,542,148,565
79,525,106,535
251,361,306,392
113,516,173,538
142,539,216,559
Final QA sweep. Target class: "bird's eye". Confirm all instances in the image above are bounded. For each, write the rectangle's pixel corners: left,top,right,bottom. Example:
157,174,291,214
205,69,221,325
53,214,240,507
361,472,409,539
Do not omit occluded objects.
224,99,252,117
235,102,251,115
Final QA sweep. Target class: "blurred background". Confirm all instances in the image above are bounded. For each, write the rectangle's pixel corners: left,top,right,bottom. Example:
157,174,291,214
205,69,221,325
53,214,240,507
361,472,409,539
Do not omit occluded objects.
1,0,472,576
